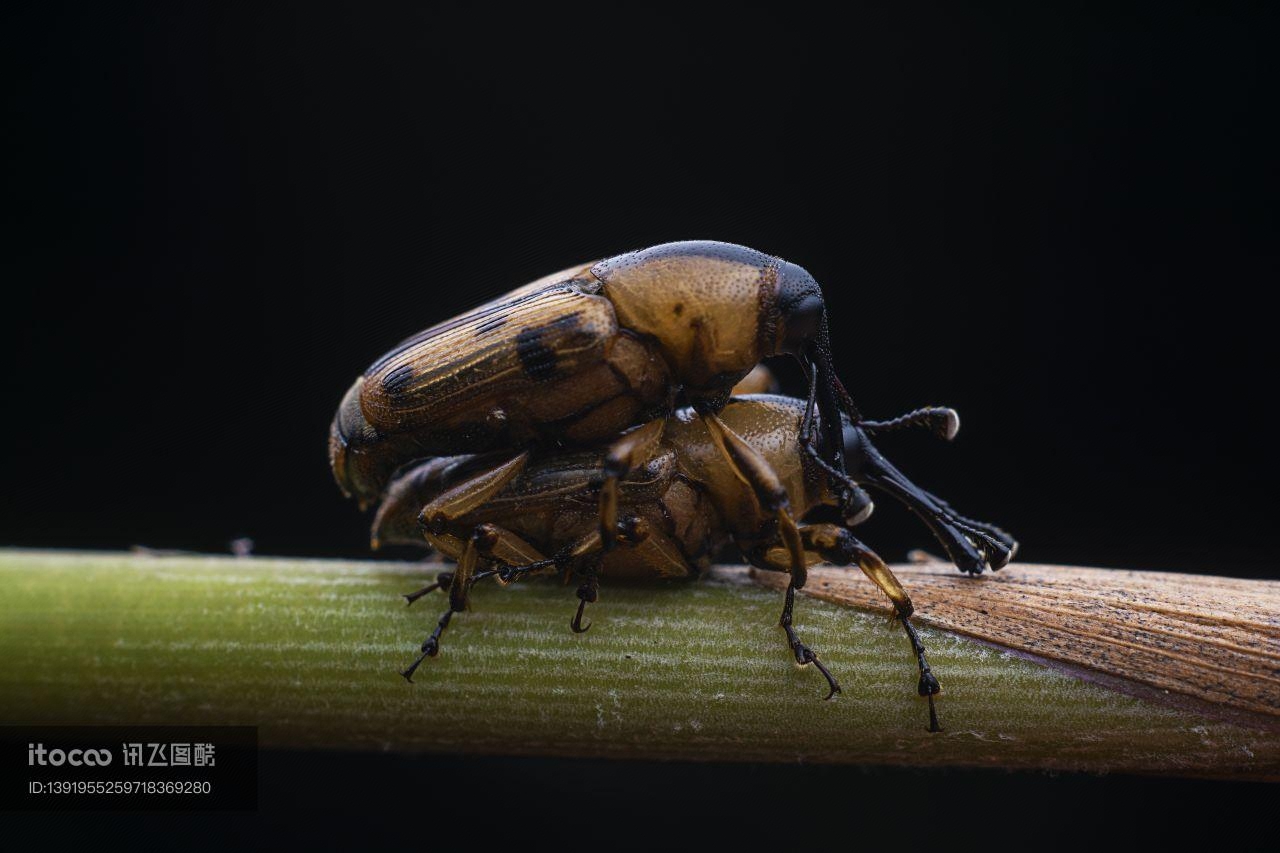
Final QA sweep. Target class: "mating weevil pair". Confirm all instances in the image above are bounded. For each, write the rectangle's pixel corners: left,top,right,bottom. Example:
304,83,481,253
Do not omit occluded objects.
329,240,1016,731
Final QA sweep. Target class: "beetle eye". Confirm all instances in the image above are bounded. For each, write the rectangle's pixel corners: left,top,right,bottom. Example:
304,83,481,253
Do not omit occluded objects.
775,260,826,351
783,294,824,344
843,487,875,526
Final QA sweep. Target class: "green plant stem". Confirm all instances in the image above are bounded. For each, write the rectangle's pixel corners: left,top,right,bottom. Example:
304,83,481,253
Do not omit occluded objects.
0,550,1275,778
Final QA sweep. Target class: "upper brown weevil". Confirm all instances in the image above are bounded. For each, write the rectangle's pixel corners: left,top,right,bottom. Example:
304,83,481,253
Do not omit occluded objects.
330,241,1005,575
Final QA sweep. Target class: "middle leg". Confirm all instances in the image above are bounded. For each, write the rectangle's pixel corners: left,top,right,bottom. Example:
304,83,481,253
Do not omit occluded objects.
747,544,841,700
399,522,547,682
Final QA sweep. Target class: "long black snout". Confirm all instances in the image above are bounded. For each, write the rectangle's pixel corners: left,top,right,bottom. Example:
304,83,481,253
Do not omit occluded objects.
841,423,1017,574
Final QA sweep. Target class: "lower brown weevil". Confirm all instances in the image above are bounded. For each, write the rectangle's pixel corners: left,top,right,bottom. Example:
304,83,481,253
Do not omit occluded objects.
372,394,1016,732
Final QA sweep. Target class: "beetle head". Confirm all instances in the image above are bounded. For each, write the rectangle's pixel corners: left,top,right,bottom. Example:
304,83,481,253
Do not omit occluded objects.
841,419,1018,574
775,259,863,494
774,261,825,355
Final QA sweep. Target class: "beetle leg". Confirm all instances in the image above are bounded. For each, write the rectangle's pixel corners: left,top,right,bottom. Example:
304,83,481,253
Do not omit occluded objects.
701,413,808,586
843,423,1017,572
491,530,600,586
802,315,859,476
850,407,1016,567
400,556,499,683
848,432,997,574
749,539,839,699
403,571,453,606
800,523,943,732
494,515,650,591
900,616,943,733
559,532,611,633
400,522,544,681
465,528,607,631
400,609,454,682
400,527,489,681
916,487,1018,569
798,358,820,449
778,579,842,701
417,452,529,536
494,556,558,584
484,531,550,581
571,566,600,634
598,418,666,554
800,524,912,609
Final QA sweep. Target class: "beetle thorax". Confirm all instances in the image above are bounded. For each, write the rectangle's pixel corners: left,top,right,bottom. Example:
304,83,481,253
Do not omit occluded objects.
591,242,781,397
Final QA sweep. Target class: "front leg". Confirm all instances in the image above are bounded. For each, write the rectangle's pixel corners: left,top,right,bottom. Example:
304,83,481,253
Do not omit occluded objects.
699,412,842,698
801,523,942,732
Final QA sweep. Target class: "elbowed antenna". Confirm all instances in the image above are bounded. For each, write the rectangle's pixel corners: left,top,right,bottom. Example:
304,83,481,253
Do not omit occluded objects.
810,311,861,455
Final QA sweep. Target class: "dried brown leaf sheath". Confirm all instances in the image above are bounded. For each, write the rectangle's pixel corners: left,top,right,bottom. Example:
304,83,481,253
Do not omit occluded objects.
752,561,1280,720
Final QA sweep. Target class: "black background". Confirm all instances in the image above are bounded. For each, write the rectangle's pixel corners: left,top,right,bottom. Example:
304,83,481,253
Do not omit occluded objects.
5,3,1277,847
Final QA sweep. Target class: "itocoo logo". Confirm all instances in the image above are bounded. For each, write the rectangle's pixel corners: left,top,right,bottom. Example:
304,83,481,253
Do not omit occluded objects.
28,743,113,766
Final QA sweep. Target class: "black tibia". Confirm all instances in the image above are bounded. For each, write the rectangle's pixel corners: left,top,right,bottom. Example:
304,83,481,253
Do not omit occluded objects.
496,556,557,584
806,313,859,471
403,571,453,606
400,609,452,683
779,581,841,701
923,488,1017,567
399,568,499,683
571,568,600,634
845,426,1017,574
492,517,643,587
497,557,556,584
900,616,943,733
